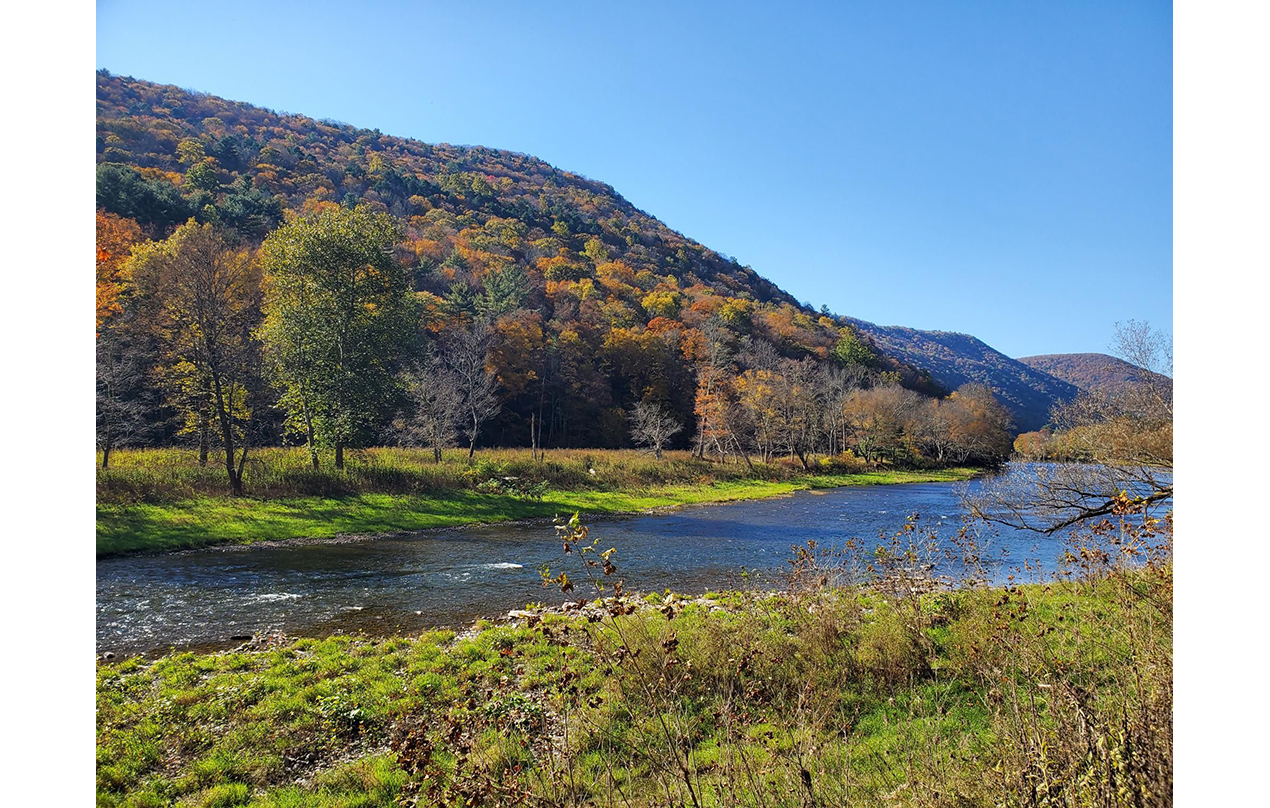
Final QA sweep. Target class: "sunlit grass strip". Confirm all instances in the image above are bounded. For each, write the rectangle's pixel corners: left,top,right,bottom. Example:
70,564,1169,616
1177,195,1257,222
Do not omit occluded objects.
96,468,977,556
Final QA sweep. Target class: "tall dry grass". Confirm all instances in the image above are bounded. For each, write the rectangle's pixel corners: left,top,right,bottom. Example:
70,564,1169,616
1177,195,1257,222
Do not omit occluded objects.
96,447,851,505
401,500,1172,806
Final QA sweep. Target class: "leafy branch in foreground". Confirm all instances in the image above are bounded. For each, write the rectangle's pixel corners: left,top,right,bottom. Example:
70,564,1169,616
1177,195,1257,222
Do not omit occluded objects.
969,320,1172,533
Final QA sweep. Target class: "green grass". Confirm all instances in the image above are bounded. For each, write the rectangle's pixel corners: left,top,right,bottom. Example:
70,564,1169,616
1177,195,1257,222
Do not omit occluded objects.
96,565,1171,807
97,448,977,555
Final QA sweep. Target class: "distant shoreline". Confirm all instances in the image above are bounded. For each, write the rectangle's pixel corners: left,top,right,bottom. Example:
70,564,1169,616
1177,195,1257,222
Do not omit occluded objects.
97,464,979,558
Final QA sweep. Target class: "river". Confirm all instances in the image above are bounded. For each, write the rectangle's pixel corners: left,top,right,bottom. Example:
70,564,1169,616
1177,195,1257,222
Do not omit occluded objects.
96,472,1102,656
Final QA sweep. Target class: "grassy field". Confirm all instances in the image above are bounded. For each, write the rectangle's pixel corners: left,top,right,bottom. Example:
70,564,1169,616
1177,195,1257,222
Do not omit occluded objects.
97,448,977,556
96,514,1173,807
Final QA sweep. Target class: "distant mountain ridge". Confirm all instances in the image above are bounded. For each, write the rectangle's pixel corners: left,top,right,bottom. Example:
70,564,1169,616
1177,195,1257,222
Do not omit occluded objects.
1016,353,1171,400
841,320,1081,432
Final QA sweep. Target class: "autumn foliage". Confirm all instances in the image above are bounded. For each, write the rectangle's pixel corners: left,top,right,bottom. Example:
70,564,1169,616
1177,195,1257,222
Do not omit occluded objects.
96,72,1017,478
96,210,142,331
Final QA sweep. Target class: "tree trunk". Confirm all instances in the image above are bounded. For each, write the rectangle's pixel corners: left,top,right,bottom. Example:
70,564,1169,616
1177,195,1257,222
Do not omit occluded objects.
198,413,209,467
536,380,546,458
222,433,242,496
102,443,112,470
305,410,318,469
335,438,344,470
219,418,242,496
235,438,251,495
547,397,556,449
795,448,810,471
209,373,243,496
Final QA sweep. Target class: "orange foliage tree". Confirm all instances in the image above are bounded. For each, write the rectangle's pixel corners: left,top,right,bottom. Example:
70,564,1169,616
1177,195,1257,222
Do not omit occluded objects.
96,211,143,332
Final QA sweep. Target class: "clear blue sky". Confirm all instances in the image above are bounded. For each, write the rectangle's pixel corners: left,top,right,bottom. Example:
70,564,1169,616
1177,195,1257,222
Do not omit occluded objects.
96,0,1172,358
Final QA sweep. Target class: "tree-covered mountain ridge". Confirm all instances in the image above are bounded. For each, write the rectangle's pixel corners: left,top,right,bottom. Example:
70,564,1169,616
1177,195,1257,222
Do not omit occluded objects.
96,71,1074,444
840,322,1083,432
97,71,809,312
1017,353,1172,402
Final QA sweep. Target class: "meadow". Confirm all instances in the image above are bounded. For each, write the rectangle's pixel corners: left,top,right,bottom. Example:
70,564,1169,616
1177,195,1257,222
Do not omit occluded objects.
96,511,1172,807
97,447,976,556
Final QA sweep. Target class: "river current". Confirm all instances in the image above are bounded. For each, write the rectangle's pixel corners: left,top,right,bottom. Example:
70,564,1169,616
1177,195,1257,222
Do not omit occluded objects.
96,471,1104,656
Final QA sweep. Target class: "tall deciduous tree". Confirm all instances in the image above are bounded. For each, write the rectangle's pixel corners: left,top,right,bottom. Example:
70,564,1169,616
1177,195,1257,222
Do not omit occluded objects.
842,385,923,465
96,211,143,333
772,358,821,469
96,326,149,469
913,397,962,464
1111,318,1174,427
445,321,501,459
628,401,682,459
946,383,1014,463
131,221,262,494
399,344,463,462
259,205,414,469
815,363,866,456
735,368,781,462
685,319,733,459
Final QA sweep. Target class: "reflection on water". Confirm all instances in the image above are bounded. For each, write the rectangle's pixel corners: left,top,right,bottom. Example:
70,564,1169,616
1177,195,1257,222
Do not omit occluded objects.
96,471,1113,655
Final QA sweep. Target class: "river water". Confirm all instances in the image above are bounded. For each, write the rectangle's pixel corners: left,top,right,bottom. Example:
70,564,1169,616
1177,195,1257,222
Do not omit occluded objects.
96,473,1102,656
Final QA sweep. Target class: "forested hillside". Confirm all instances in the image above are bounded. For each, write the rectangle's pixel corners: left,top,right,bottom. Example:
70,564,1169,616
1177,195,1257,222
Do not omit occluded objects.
1017,352,1172,400
842,320,1080,431
96,71,1024,471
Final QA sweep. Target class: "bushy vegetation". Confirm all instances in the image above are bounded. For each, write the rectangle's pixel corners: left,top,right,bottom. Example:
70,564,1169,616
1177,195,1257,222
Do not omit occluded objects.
97,507,1171,806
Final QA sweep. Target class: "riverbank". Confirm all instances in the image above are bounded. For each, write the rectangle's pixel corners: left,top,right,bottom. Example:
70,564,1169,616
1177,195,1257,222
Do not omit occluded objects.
97,560,1172,807
97,448,977,556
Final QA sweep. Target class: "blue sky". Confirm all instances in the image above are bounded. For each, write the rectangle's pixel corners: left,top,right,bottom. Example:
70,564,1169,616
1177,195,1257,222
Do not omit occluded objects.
96,0,1172,358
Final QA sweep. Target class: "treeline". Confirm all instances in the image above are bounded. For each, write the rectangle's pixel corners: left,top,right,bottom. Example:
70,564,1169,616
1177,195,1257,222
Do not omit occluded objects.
1013,395,1172,465
1013,321,1173,468
659,326,1013,469
98,204,1014,491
